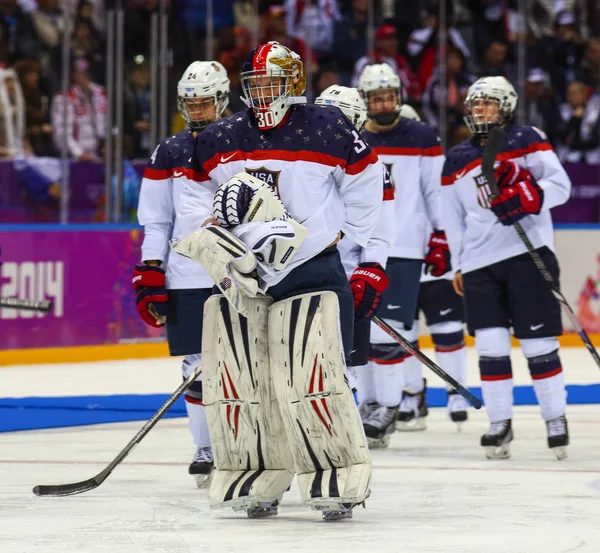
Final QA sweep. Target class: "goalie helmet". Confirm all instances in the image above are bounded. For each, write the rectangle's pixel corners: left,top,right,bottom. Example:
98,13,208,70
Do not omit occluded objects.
357,63,402,126
177,61,230,131
315,85,368,131
241,41,306,130
464,76,518,136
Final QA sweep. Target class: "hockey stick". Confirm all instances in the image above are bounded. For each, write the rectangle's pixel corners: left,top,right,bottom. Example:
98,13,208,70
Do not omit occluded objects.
33,363,203,497
0,297,53,313
482,126,600,370
372,316,483,409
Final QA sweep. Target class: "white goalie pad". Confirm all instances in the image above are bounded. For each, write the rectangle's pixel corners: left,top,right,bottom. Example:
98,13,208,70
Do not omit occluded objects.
170,226,263,317
268,292,372,510
202,294,294,511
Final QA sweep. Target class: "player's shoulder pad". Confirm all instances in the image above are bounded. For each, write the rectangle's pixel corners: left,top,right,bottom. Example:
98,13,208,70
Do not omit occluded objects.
503,124,553,157
195,109,252,166
442,137,479,183
410,118,443,153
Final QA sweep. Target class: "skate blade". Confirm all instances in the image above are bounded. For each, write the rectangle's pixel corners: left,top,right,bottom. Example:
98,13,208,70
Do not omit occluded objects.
453,422,464,433
194,471,213,489
396,418,427,432
247,504,278,519
552,446,568,460
484,444,511,460
322,510,353,522
367,434,390,449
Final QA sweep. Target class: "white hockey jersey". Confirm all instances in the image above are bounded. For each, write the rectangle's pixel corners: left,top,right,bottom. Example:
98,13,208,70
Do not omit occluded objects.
440,125,572,275
137,129,214,290
179,105,384,287
362,118,445,260
338,164,395,278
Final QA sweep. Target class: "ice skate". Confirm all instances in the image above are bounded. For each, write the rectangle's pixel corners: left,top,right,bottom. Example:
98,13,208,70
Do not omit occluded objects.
363,405,398,448
322,503,354,521
246,500,279,519
546,415,569,460
447,390,468,430
481,420,513,459
189,446,214,489
397,380,428,431
359,401,380,424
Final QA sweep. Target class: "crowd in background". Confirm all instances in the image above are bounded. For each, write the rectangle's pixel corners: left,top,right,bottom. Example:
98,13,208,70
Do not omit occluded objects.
0,0,599,192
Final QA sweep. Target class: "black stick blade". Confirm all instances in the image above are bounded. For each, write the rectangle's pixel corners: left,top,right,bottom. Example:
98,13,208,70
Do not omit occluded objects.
481,126,505,198
33,474,104,497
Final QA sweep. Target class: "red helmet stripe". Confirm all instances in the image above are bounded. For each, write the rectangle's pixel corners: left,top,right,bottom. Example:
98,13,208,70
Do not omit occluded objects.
253,43,273,71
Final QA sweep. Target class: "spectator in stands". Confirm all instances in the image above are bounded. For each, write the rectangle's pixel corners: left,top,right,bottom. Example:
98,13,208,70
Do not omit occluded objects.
77,1,103,45
71,17,104,85
313,64,340,98
233,0,259,38
0,68,24,156
262,5,317,73
284,0,341,58
556,81,600,164
123,60,151,159
218,26,251,113
15,0,64,96
464,0,507,65
577,37,600,91
50,57,105,161
14,58,55,157
352,24,421,102
422,44,475,143
407,0,470,93
523,67,561,141
0,0,23,65
124,0,160,61
527,0,588,40
478,40,515,82
332,0,370,79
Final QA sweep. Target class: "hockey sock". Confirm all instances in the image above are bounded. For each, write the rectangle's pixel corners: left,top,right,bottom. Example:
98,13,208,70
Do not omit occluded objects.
185,397,211,449
354,362,376,405
370,343,407,407
479,356,514,422
398,325,422,395
524,348,566,421
430,321,468,388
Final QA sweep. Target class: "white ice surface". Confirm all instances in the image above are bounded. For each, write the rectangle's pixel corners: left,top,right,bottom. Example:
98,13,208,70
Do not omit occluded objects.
0,350,599,553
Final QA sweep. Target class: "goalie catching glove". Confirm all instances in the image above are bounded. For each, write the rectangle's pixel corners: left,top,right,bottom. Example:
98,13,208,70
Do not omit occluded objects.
490,160,544,226
213,172,308,272
349,262,389,319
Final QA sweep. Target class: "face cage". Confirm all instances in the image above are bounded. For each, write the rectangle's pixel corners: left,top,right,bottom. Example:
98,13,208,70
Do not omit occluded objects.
178,94,226,131
241,69,293,111
463,95,506,135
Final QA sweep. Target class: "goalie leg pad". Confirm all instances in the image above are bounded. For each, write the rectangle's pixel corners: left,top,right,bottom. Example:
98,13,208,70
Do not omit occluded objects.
268,291,372,510
202,295,294,511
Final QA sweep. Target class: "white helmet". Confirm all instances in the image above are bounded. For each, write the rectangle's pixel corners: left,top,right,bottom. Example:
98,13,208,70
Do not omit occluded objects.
399,104,420,121
177,61,230,131
464,76,518,135
315,85,368,131
357,63,402,126
241,41,306,130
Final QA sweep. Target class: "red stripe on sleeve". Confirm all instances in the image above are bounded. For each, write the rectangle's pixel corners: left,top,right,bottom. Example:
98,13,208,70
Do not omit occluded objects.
346,150,379,175
421,145,443,156
143,167,171,180
497,141,554,161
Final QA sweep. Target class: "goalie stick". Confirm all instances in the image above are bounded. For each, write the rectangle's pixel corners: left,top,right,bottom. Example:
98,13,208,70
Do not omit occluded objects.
33,363,203,497
373,316,483,409
0,297,53,313
482,126,600,371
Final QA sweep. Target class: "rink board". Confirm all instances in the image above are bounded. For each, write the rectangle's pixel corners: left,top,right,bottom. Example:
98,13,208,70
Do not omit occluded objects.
2,384,599,433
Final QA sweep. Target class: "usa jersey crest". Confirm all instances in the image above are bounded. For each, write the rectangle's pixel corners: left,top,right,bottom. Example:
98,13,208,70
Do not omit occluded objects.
246,166,281,197
474,172,492,209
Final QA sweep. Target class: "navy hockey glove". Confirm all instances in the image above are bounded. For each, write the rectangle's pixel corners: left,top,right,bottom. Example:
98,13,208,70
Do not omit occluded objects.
490,161,544,226
424,230,451,277
349,262,389,319
132,264,168,327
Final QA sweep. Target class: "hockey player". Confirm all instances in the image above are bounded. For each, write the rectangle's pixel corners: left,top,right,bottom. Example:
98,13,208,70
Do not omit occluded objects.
316,84,396,447
441,76,571,460
398,105,470,429
357,63,447,434
133,61,230,486
175,42,384,520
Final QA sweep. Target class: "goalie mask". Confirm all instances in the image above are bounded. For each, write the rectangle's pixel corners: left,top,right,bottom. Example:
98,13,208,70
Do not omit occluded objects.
464,76,518,136
177,61,230,131
315,85,368,131
241,42,306,130
358,63,402,127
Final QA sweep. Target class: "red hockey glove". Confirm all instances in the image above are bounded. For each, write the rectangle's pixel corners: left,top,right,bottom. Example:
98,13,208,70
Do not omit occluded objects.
490,161,544,226
349,262,389,319
132,264,168,327
424,229,451,277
